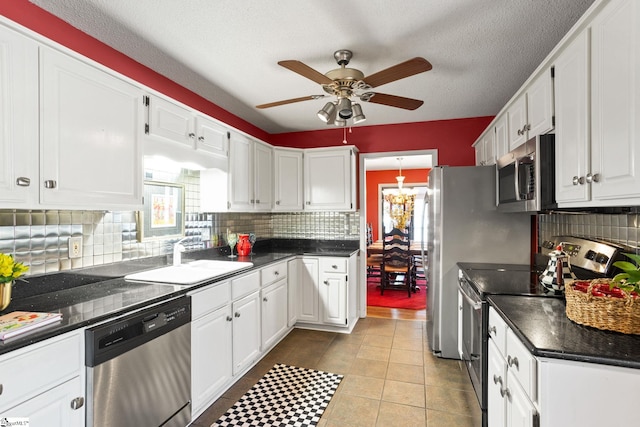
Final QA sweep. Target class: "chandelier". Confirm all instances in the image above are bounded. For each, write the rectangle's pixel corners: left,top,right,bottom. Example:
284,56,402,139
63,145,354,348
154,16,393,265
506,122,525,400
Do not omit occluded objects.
383,158,416,230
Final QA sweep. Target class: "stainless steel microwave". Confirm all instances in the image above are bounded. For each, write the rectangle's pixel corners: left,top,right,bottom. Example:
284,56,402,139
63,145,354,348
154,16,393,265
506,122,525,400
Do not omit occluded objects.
496,134,556,213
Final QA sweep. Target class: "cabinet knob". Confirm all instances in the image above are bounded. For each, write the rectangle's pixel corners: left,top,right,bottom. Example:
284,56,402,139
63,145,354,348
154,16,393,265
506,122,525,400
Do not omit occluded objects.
306,201,311,205
507,355,519,370
323,280,329,285
274,271,279,276
0,383,3,395
493,374,503,387
70,396,84,410
276,200,280,205
234,312,241,318
500,386,511,399
16,177,31,187
488,325,497,336
263,297,268,302
331,265,338,269
256,199,260,204
198,136,204,142
188,132,196,139
226,316,232,322
572,176,585,185
586,173,601,183
44,179,57,189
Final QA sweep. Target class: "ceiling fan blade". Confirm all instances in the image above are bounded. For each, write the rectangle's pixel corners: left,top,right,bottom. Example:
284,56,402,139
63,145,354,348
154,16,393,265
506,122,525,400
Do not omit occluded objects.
364,93,424,110
364,57,432,88
256,95,324,109
278,60,334,85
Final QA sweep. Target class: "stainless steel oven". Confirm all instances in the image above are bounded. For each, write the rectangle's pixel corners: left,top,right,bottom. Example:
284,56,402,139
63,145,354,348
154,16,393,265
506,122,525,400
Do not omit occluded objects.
457,271,486,414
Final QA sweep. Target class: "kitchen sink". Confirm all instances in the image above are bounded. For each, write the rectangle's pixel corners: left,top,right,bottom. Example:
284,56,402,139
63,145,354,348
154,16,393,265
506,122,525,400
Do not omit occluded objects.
124,260,253,285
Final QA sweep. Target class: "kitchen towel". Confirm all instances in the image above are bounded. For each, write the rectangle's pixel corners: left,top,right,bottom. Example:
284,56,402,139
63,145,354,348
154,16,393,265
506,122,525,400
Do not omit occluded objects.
212,363,343,427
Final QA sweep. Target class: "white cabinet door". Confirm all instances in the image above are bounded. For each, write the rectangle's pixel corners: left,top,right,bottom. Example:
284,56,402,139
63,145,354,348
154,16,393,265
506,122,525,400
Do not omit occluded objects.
526,69,554,138
4,377,84,427
304,148,355,211
482,130,496,165
274,149,304,211
191,304,232,416
495,114,509,160
590,0,640,203
145,95,194,147
40,47,143,210
0,24,38,206
319,272,347,326
487,339,507,427
253,142,273,210
287,258,299,327
232,291,261,375
261,279,288,350
507,95,528,150
298,257,319,323
506,371,538,427
195,115,228,157
228,132,253,210
554,29,590,204
474,140,484,166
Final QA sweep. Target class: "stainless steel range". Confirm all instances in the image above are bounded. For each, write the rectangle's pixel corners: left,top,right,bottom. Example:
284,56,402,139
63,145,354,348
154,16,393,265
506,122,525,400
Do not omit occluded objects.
457,236,630,427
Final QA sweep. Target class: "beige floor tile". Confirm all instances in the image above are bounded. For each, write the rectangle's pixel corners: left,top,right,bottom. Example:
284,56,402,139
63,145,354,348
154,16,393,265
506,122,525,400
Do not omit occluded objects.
386,362,425,384
362,333,394,348
357,345,391,362
316,355,355,375
375,401,426,427
392,336,424,351
340,374,385,400
381,380,426,408
349,358,389,379
389,348,424,366
427,408,482,427
425,359,473,391
325,394,380,427
366,323,397,337
425,385,479,416
328,340,364,356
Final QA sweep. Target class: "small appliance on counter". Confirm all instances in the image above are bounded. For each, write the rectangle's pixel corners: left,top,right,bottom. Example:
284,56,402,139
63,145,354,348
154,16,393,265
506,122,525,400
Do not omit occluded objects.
539,243,577,292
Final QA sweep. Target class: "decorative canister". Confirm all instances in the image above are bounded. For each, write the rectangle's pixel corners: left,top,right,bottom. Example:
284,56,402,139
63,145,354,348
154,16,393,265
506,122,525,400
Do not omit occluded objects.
0,281,13,311
540,244,576,292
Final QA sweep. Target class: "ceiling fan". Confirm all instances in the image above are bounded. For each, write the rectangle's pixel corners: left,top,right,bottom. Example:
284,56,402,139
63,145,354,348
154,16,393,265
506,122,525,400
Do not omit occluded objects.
256,49,432,126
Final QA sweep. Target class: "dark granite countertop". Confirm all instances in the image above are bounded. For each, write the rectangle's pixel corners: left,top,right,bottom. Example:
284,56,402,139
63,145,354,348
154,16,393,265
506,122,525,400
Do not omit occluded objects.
0,239,358,355
488,295,640,369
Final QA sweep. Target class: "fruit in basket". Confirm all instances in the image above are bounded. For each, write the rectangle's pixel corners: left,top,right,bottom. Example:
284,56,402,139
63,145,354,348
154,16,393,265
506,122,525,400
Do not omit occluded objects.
570,279,638,299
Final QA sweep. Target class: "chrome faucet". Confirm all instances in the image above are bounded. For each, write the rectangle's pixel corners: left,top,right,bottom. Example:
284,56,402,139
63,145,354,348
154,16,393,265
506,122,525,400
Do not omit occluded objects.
173,237,189,266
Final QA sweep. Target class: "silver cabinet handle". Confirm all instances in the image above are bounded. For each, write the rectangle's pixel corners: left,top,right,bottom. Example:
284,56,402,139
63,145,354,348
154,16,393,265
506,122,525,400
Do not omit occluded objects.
507,355,519,370
586,173,601,183
572,176,585,185
263,297,268,302
488,325,497,336
0,384,3,395
70,397,84,410
500,386,511,399
323,280,329,285
44,180,57,189
234,312,240,318
226,316,232,322
188,132,196,139
256,199,260,204
493,374,503,386
198,136,204,142
276,200,280,205
306,201,311,205
332,265,338,269
16,177,31,187
274,271,279,276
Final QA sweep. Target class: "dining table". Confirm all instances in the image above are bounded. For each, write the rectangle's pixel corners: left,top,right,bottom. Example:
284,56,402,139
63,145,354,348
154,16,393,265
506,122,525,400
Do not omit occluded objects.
366,240,424,255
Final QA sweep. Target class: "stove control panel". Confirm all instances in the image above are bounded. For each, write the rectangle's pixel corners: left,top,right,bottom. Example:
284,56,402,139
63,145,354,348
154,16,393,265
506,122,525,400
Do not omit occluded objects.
541,236,628,276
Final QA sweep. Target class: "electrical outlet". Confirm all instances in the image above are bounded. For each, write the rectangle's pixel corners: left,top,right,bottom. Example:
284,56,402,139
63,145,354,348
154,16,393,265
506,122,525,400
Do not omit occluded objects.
69,236,83,259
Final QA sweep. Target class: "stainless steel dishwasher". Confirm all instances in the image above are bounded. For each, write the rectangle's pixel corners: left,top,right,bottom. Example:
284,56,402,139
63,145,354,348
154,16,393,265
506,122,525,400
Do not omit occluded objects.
85,296,192,427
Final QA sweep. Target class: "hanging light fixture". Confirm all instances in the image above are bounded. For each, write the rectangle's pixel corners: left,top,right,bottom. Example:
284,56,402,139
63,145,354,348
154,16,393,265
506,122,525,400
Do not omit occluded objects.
336,97,352,119
352,103,366,124
317,102,336,123
383,157,417,230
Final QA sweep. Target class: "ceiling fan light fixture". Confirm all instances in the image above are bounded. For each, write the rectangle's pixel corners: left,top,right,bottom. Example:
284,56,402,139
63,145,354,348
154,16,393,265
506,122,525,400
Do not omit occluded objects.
352,103,366,124
337,97,352,119
334,117,347,127
317,102,336,123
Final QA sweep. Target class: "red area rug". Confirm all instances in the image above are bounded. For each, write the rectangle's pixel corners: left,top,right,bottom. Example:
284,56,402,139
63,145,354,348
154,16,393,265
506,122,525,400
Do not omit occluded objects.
366,276,427,310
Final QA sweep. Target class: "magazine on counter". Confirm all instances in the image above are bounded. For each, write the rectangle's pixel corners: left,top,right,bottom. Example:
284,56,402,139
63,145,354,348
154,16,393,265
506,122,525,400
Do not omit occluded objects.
0,311,63,340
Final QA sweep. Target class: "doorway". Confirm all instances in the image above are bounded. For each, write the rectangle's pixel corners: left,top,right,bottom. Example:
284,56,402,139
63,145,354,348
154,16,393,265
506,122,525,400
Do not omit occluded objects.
359,150,437,316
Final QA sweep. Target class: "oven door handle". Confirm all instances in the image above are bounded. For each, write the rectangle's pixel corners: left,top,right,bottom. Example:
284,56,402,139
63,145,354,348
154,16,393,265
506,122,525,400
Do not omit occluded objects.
458,281,482,310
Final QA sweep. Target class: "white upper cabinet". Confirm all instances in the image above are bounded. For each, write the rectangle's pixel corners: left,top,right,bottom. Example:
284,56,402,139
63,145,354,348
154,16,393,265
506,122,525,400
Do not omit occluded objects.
228,133,272,211
589,0,640,204
474,128,496,166
555,0,640,207
40,46,143,210
507,69,554,150
554,29,590,204
273,148,304,211
195,115,228,157
304,147,356,211
0,24,39,206
494,114,509,160
145,95,193,147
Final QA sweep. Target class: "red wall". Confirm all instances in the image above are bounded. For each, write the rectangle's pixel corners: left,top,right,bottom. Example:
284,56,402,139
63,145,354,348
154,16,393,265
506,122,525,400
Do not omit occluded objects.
1,1,491,163
366,169,430,241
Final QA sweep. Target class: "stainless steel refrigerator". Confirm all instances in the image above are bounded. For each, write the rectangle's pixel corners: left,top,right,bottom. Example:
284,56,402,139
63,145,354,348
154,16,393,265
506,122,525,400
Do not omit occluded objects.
426,166,531,359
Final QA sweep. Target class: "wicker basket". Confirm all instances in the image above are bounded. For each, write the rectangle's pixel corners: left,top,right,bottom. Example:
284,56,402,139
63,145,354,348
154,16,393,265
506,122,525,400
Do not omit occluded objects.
565,279,640,335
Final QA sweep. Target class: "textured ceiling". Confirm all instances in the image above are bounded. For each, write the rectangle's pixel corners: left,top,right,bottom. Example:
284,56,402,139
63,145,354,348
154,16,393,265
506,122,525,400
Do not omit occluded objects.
30,0,595,135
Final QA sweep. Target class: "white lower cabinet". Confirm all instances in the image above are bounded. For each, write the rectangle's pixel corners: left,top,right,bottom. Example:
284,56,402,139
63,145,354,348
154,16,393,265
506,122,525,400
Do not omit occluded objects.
261,278,288,350
232,291,261,375
298,257,320,323
287,259,299,327
0,330,85,426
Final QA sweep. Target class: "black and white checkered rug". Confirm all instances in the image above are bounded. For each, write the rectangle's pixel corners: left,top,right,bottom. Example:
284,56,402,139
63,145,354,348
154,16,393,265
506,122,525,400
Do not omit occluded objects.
212,364,343,427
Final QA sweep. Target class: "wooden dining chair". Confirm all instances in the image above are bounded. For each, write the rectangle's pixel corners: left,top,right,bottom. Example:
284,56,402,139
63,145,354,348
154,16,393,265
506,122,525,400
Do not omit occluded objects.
366,223,382,278
380,227,412,297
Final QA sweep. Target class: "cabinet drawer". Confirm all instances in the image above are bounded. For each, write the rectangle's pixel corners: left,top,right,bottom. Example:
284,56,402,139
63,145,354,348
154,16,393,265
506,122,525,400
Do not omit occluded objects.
506,328,537,401
0,330,82,412
488,307,508,356
231,271,260,299
261,261,287,287
190,281,231,319
320,258,347,273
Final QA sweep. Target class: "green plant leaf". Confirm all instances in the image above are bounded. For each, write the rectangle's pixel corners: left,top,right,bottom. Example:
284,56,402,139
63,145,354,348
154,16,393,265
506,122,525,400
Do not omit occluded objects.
622,253,640,266
613,260,639,273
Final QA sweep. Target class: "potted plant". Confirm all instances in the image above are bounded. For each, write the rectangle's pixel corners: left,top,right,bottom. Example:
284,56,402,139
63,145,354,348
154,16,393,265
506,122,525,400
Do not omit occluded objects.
0,254,29,311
